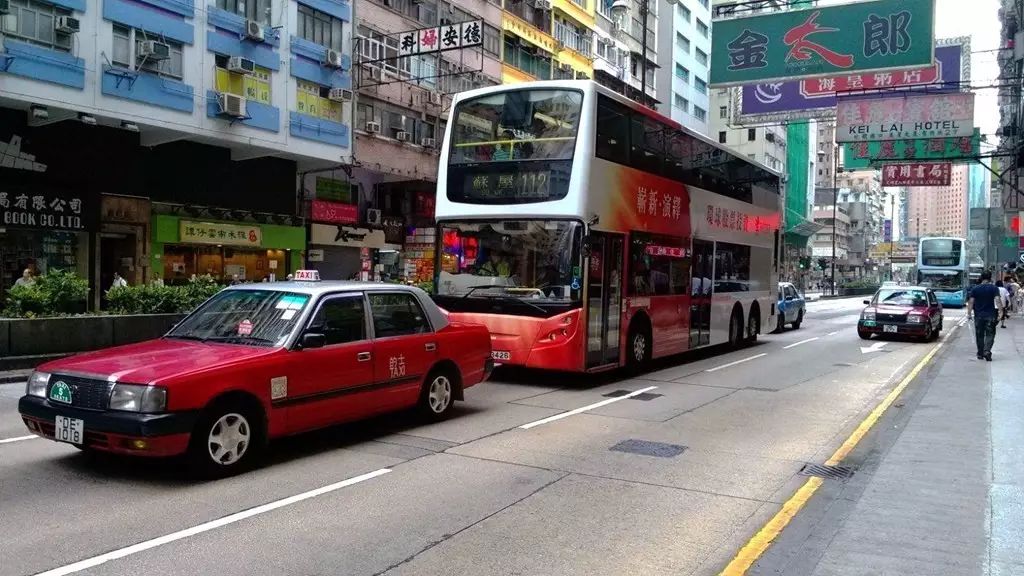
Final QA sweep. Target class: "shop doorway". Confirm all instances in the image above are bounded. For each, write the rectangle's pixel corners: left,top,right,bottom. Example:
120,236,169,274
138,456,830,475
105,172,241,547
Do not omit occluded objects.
100,232,137,305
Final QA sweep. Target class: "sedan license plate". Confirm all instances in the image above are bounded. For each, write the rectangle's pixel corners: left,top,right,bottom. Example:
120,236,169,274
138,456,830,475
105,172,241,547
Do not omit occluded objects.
491,350,511,361
54,416,84,445
883,324,898,334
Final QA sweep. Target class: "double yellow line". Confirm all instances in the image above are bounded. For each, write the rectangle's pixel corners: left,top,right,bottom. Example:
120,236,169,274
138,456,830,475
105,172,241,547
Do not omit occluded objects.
720,330,951,575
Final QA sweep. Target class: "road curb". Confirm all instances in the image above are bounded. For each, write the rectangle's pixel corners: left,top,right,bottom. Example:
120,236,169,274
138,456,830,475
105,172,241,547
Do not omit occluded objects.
0,371,31,384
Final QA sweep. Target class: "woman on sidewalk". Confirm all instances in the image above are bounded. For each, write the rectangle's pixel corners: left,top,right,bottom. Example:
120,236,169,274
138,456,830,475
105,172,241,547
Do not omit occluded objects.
997,281,1011,328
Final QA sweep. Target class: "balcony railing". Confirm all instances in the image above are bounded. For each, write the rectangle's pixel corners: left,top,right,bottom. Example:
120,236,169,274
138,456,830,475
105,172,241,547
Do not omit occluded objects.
553,20,591,56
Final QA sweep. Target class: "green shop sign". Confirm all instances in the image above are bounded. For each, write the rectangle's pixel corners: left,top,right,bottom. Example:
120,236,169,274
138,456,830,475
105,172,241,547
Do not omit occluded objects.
710,0,935,87
843,129,980,169
315,177,352,203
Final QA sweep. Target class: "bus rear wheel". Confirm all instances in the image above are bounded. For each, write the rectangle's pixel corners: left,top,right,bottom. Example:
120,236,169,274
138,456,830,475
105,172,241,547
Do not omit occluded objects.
728,310,744,349
627,324,651,373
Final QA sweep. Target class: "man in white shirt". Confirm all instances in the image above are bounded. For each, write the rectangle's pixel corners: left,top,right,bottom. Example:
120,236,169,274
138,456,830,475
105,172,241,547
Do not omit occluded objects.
997,280,1011,328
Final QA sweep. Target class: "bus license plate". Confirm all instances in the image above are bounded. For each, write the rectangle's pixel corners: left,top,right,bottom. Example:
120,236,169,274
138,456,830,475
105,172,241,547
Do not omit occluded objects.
54,416,84,445
883,325,898,333
491,351,511,361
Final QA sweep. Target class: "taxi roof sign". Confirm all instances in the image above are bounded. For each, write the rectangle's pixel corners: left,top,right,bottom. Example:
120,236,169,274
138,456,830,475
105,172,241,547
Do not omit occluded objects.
293,270,320,282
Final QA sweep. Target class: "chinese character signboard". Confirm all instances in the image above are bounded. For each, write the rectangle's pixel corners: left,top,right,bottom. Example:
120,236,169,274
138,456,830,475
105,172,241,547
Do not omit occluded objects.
398,20,482,57
842,129,980,169
710,0,935,87
881,162,952,186
740,41,964,122
884,219,892,242
836,92,974,142
311,199,358,225
0,191,87,230
180,221,262,247
314,177,352,203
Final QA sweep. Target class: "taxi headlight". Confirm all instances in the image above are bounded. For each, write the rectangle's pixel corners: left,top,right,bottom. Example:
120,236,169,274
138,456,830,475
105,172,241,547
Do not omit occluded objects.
109,384,167,413
907,314,923,324
862,310,875,320
26,371,50,397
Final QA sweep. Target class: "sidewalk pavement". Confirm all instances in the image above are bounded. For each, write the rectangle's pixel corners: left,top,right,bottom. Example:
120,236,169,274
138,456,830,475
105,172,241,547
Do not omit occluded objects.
759,315,1024,575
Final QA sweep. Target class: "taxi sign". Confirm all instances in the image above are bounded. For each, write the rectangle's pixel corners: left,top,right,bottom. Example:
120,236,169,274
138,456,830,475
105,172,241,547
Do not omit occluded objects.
293,270,320,282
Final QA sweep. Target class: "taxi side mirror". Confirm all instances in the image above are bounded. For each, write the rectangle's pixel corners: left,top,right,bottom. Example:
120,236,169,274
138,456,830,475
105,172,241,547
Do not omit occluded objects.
863,300,871,305
299,333,326,350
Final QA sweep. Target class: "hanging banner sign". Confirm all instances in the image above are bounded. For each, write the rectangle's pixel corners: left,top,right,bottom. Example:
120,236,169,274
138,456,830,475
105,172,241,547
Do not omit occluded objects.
880,162,952,187
836,92,974,142
709,0,936,87
397,20,482,57
180,221,262,247
843,129,980,169
883,219,893,242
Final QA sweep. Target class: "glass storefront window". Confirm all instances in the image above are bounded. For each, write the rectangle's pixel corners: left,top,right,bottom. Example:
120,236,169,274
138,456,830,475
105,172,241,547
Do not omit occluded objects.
161,246,290,284
0,229,89,299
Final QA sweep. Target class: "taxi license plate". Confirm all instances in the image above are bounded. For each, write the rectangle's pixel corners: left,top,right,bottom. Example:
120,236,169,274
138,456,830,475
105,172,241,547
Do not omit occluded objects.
491,351,511,361
54,416,84,445
883,325,898,333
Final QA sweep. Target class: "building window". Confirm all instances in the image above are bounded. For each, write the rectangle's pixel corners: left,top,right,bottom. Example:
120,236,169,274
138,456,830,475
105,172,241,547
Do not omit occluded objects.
1,0,72,52
215,55,271,103
718,131,726,143
678,4,691,21
674,93,688,112
696,19,708,37
112,25,185,79
699,0,708,7
674,63,688,82
747,128,756,141
296,80,342,121
483,23,500,56
675,32,689,53
719,106,728,119
694,77,707,94
297,4,345,52
217,0,271,25
695,48,708,66
693,106,706,121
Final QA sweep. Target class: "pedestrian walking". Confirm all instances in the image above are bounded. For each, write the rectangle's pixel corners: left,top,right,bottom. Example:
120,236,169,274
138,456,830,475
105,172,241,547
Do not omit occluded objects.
967,271,1003,361
996,280,1011,328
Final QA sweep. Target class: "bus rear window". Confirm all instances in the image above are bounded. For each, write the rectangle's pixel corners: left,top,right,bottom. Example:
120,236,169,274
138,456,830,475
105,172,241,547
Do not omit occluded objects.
447,89,582,204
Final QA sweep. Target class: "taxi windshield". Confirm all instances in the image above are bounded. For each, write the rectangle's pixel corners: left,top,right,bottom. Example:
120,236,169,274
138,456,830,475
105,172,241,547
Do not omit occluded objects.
167,290,310,347
875,289,928,307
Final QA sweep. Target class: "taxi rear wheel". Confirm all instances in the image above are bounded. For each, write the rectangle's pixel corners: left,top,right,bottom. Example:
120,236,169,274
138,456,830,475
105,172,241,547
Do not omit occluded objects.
418,368,456,420
187,401,263,479
792,309,804,329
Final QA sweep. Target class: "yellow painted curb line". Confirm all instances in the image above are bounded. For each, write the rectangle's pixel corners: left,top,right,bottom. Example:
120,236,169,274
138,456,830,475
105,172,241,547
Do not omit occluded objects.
719,328,951,576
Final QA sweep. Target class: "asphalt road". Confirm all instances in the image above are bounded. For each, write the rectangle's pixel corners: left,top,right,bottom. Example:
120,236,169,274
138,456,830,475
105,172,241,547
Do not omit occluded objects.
0,297,959,576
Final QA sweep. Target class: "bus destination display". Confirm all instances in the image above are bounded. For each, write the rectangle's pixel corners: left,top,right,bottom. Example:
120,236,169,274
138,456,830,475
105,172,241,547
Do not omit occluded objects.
466,170,552,200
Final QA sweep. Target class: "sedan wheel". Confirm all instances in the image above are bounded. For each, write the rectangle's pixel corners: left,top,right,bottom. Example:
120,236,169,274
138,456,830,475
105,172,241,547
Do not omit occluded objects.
208,413,251,466
419,370,457,420
427,375,452,414
188,404,263,479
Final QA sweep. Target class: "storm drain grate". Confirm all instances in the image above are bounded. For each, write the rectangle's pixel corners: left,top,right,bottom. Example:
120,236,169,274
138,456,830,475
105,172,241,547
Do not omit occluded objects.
610,439,687,458
630,392,663,401
602,390,631,398
798,463,856,480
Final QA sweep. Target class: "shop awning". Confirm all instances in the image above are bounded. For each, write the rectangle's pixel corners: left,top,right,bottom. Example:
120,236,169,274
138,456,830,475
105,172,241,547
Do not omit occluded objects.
785,210,823,237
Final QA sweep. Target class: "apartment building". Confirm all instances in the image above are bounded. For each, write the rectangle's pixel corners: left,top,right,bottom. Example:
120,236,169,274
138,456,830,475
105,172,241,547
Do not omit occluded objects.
654,0,710,134
593,0,658,107
501,0,595,84
907,164,970,240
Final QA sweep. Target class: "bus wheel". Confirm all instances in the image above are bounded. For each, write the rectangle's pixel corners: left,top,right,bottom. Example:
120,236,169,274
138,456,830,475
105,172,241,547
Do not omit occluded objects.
627,323,651,372
746,309,760,343
728,310,744,348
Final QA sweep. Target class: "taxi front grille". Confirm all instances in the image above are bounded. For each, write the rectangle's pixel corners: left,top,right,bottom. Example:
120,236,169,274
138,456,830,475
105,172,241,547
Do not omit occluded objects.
877,313,907,323
48,375,112,410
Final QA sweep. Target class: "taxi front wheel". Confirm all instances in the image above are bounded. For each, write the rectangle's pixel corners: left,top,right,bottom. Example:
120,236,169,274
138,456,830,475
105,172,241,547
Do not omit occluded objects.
187,401,264,479
418,368,456,420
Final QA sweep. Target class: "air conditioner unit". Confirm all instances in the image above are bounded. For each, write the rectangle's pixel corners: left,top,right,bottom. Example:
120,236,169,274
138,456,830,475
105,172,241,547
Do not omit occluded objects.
217,92,247,118
535,0,552,9
245,19,264,41
327,88,353,102
559,63,573,72
421,137,436,148
365,121,381,134
138,40,171,61
366,208,382,226
324,49,343,68
55,15,80,34
0,0,10,14
396,131,411,142
227,56,256,74
428,91,442,105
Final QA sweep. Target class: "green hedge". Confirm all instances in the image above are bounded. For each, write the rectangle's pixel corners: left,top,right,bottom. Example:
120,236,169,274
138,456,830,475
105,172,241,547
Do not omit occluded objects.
3,270,90,318
106,275,223,315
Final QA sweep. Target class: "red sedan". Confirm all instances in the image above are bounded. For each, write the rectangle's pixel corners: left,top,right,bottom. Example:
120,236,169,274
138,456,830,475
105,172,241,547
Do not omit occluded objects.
857,285,944,342
20,274,492,477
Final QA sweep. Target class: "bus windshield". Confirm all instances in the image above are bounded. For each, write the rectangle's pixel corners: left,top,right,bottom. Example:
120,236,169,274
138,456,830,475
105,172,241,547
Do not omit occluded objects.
447,89,583,204
919,270,964,291
434,220,582,311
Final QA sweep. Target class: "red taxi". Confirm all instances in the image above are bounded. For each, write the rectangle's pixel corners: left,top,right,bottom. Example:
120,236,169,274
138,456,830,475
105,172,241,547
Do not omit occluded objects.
857,285,944,342
19,273,492,477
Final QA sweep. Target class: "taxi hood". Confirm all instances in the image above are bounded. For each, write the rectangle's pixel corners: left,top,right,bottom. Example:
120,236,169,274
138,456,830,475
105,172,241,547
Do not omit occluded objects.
37,338,280,384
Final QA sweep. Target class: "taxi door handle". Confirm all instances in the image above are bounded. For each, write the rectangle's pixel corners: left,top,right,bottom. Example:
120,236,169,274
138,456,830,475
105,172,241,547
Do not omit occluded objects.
357,352,372,362
425,342,437,351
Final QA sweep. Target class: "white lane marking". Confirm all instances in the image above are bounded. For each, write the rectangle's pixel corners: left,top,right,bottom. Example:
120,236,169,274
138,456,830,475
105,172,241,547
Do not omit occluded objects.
860,341,888,354
827,331,840,336
519,386,658,430
34,468,392,576
783,337,819,350
0,435,38,445
705,353,768,373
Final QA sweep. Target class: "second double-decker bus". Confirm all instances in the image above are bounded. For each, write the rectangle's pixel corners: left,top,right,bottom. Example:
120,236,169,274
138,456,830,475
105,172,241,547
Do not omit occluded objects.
917,237,970,307
431,80,782,372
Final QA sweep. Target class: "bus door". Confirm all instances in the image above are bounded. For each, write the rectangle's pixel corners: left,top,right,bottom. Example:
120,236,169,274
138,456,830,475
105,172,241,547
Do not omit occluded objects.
586,232,624,368
690,239,713,348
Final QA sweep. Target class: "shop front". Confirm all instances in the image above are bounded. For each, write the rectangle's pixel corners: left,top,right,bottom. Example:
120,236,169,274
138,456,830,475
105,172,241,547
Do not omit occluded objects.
308,223,402,281
151,215,305,284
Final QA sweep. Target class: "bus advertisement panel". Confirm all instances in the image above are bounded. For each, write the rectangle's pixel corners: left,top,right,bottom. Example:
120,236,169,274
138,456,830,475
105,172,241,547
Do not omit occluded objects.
433,81,783,373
